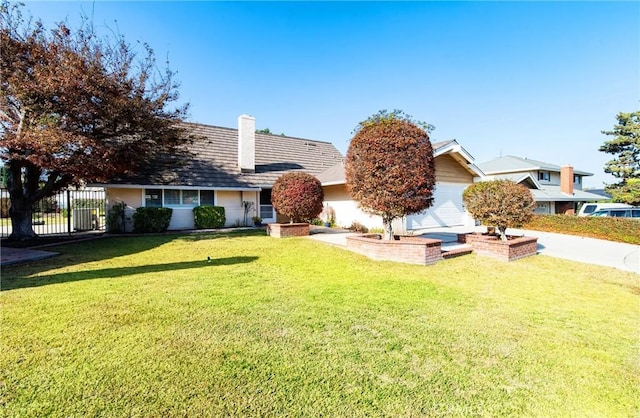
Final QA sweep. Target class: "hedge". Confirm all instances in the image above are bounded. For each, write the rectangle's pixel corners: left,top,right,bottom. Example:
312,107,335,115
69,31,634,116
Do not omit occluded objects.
132,207,173,233
193,206,226,229
523,214,640,245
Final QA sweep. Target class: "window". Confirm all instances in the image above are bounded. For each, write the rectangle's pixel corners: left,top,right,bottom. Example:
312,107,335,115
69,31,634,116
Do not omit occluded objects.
610,210,628,218
145,189,162,208
538,171,550,181
164,189,180,205
163,189,199,206
200,190,214,206
182,190,199,206
582,204,596,215
573,175,581,184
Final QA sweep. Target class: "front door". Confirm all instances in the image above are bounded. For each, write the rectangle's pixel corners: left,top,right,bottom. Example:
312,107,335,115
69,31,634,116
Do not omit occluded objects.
259,188,275,223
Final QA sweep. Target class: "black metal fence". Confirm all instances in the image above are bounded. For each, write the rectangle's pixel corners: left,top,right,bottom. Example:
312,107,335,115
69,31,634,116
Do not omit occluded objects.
0,187,106,238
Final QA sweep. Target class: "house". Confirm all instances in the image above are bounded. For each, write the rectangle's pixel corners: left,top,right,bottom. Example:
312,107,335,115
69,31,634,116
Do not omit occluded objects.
317,139,485,231
100,115,344,230
477,156,605,215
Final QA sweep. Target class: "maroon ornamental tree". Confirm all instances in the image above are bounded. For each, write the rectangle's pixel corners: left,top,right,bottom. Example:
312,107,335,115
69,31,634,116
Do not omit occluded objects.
271,172,324,223
345,110,436,240
0,3,190,240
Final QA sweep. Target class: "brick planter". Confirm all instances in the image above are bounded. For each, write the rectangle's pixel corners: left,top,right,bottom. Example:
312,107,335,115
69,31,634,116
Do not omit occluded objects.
267,223,310,238
457,233,538,262
346,234,443,265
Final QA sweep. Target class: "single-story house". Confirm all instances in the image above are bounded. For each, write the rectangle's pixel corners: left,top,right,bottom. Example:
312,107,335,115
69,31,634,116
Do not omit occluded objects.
477,156,605,215
317,139,485,232
99,115,343,230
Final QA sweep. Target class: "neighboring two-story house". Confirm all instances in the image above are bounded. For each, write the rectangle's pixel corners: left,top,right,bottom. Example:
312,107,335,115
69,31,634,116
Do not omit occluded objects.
477,156,604,215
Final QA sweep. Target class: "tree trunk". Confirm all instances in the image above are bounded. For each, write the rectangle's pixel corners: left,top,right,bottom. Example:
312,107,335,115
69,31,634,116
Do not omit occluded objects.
383,215,395,241
6,162,39,241
498,226,508,241
8,192,37,241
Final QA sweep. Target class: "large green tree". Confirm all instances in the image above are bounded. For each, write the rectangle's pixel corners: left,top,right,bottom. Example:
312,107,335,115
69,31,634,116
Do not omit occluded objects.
345,110,436,240
599,111,640,205
0,2,190,240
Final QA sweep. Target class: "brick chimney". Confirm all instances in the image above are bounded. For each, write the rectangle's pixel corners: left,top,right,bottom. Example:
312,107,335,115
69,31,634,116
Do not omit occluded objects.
238,114,255,173
560,165,574,196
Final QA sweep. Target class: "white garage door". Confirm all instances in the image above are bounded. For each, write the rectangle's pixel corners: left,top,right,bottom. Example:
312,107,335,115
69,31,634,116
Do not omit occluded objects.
406,184,468,229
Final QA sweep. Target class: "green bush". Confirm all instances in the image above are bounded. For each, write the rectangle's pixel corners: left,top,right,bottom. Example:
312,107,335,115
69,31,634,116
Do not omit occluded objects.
107,202,127,233
524,214,640,245
193,206,225,229
132,207,173,233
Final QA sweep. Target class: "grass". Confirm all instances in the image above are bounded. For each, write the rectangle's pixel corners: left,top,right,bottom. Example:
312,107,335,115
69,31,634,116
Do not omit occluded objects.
1,230,639,417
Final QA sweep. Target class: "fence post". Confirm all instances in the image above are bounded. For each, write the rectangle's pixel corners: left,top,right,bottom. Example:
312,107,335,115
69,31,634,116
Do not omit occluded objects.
67,189,71,236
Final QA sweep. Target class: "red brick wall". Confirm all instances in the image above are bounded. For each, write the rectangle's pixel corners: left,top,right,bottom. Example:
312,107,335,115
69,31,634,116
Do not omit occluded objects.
346,234,443,265
458,233,537,261
267,223,310,238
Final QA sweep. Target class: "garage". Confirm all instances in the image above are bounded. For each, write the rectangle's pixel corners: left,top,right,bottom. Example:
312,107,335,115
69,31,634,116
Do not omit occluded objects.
406,183,468,229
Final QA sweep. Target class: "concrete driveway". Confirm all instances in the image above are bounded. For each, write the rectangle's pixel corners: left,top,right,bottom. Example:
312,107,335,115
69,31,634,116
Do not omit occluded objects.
308,226,640,274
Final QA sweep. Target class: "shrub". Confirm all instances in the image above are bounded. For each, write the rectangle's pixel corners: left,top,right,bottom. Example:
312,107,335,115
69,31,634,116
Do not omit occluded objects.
346,110,435,240
132,207,172,233
271,172,324,223
463,180,535,241
349,221,369,233
107,202,127,233
193,206,225,229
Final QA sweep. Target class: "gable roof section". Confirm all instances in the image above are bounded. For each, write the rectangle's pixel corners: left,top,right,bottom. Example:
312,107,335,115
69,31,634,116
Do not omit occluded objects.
316,139,484,186
478,155,592,176
432,139,485,178
107,122,344,189
485,173,542,189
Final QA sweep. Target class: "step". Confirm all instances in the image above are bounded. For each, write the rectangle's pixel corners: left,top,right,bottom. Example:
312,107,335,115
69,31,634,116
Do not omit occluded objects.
441,244,473,259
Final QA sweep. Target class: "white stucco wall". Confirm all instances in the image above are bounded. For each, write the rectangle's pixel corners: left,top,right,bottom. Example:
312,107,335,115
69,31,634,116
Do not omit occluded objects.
322,184,384,229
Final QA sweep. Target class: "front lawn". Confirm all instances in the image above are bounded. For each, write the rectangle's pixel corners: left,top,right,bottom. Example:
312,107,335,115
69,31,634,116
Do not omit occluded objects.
1,230,639,416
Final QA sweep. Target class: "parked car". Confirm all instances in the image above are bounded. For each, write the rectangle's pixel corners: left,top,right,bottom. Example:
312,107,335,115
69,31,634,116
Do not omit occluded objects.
578,202,632,216
589,207,640,219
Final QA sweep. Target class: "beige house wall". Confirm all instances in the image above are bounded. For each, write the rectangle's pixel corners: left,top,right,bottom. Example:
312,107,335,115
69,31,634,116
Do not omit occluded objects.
107,188,142,209
434,154,473,183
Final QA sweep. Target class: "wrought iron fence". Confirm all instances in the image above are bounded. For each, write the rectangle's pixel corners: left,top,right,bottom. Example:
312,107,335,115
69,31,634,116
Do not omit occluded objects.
0,187,106,238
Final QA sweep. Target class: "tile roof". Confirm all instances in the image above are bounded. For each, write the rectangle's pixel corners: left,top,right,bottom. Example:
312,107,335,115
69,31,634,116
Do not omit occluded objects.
530,185,605,202
108,122,344,189
478,156,592,176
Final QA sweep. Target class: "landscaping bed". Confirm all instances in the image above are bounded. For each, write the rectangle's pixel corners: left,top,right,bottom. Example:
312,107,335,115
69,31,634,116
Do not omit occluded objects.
346,234,443,265
267,222,310,238
458,232,538,261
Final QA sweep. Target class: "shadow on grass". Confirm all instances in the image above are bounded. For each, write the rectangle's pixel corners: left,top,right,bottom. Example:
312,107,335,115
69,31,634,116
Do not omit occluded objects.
1,229,266,280
1,256,259,291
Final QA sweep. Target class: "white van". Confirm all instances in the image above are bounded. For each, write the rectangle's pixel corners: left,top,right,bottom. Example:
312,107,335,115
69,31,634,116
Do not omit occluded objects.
578,202,632,216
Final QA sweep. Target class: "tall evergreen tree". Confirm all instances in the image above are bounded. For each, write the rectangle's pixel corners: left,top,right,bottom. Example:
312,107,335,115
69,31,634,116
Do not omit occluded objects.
599,111,640,205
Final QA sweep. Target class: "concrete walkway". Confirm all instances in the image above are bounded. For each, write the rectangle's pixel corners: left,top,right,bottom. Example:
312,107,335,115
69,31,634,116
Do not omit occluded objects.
308,226,640,274
1,247,59,267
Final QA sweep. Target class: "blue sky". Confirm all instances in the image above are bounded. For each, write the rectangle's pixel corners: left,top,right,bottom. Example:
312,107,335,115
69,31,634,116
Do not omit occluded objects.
24,1,640,187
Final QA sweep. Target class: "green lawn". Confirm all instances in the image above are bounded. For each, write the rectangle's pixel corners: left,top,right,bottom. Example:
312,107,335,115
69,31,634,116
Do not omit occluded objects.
1,230,639,417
